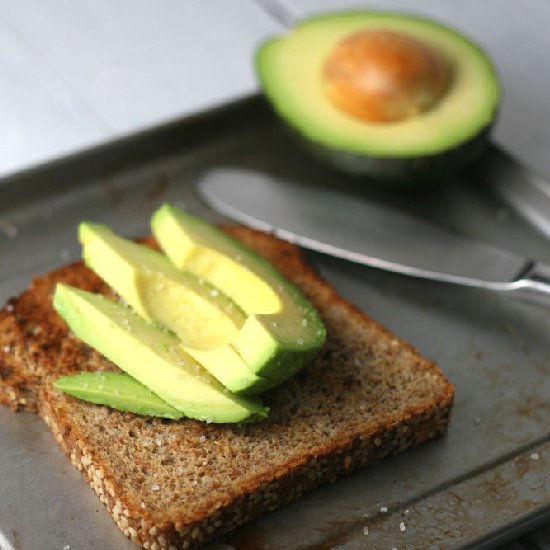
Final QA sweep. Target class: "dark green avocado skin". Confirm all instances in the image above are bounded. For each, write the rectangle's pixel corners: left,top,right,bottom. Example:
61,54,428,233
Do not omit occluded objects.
298,122,493,186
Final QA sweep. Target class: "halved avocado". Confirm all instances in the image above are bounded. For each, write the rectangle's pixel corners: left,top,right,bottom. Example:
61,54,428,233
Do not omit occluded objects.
256,11,500,183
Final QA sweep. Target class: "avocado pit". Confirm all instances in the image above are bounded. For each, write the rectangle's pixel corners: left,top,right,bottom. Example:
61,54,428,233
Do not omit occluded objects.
323,30,450,123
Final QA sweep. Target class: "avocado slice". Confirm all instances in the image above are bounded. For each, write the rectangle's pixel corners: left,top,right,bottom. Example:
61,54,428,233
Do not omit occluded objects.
255,11,500,183
79,223,274,395
151,204,326,382
53,284,267,423
80,223,244,350
54,372,184,419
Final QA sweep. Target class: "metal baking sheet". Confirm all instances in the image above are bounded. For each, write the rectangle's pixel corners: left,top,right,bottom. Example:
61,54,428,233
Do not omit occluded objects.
0,96,549,550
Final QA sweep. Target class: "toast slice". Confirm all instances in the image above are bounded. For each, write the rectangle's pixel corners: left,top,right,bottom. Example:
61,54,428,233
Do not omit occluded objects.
0,226,454,549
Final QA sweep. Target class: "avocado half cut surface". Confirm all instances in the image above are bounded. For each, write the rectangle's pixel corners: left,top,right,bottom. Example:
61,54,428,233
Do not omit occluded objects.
256,10,500,183
53,284,267,423
79,223,274,395
151,204,326,382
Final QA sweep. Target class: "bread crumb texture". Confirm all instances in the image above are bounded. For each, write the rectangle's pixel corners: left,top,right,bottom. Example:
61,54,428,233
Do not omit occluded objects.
1,227,453,549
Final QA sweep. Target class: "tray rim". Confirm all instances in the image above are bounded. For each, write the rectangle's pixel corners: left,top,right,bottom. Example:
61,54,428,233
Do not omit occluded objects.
0,93,548,550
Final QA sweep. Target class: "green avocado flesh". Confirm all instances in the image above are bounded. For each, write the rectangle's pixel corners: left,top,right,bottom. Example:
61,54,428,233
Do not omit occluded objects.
53,284,267,423
54,372,184,419
79,223,274,395
256,11,499,178
151,204,326,382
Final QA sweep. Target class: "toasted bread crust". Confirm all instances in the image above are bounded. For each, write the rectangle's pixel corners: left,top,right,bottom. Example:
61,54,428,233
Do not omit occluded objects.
0,262,112,411
0,226,453,549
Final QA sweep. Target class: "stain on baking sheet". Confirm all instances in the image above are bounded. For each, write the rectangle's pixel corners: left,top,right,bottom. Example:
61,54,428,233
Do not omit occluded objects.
101,179,126,206
225,523,270,549
11,528,21,550
310,443,550,549
145,174,169,202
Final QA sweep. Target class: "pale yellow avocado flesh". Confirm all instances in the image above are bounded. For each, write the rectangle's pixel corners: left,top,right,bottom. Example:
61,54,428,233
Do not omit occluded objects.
256,11,500,157
80,223,243,349
53,284,267,423
79,223,273,394
151,204,326,382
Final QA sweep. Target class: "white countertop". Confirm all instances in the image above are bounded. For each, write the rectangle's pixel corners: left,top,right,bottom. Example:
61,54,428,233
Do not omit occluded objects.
2,0,550,181
0,0,280,177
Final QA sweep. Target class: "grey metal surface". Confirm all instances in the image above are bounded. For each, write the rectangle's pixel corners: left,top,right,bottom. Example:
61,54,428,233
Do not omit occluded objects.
471,147,550,240
198,168,550,303
0,97,549,550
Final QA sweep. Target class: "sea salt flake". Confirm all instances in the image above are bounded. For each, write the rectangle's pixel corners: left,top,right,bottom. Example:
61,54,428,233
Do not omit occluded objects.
380,506,388,513
2,345,10,353
63,545,71,550
151,484,160,492
530,452,540,461
199,435,207,443
400,521,406,532
363,526,369,536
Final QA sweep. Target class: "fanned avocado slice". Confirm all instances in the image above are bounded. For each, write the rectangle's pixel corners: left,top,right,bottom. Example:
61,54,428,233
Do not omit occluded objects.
255,11,500,182
79,223,273,395
54,372,184,419
53,284,267,423
151,204,326,382
80,223,245,350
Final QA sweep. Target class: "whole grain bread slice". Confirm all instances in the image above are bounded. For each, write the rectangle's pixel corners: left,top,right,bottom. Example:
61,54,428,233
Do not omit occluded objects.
0,226,453,549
